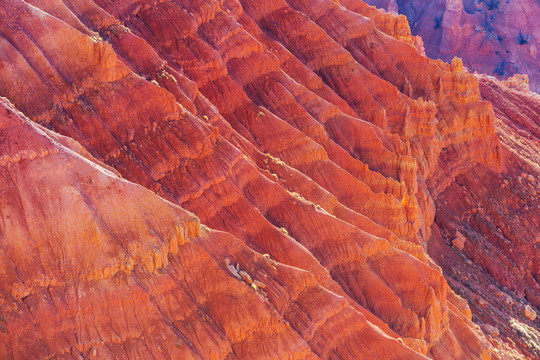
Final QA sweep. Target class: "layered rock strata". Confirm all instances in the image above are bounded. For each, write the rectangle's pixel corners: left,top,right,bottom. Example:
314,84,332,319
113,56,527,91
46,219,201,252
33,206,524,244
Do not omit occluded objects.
429,75,540,358
0,0,535,359
365,0,540,92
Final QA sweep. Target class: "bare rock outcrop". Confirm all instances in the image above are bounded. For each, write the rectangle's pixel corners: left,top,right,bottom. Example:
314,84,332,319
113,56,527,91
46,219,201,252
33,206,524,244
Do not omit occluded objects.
0,0,535,359
365,0,540,92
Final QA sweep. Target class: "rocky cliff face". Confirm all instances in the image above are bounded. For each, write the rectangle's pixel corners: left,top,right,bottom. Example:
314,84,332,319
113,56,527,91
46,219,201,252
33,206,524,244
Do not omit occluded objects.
365,0,540,92
0,0,537,359
429,74,540,358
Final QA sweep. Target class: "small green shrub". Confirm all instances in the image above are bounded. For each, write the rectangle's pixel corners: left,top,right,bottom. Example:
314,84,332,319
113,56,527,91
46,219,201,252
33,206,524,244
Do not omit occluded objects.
485,0,500,10
518,31,532,45
434,15,443,30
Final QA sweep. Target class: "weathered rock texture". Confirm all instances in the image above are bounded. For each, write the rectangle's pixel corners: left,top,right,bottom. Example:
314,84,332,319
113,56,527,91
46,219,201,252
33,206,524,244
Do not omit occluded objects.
0,0,537,359
365,0,540,92
428,75,540,358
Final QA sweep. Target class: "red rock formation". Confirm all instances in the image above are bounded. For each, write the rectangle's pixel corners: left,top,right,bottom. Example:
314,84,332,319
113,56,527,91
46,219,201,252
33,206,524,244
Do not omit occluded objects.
2,97,434,359
365,0,540,92
429,75,540,357
0,0,536,359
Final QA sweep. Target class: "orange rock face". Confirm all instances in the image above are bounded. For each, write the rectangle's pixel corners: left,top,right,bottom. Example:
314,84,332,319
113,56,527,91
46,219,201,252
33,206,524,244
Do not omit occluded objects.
0,0,536,359
429,75,540,358
365,0,540,92
1,97,426,360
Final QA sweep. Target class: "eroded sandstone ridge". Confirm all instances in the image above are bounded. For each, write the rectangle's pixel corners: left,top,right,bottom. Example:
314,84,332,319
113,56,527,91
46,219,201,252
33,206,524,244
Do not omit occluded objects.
429,75,540,358
365,0,540,92
0,0,537,359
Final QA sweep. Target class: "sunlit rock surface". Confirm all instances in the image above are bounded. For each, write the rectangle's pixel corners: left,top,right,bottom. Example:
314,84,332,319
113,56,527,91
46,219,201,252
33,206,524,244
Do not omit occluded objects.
0,0,537,359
